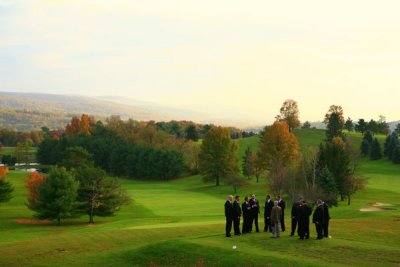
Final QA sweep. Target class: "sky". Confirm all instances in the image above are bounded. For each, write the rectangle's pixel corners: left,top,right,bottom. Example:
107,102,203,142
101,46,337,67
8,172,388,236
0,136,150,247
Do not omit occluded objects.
1,0,400,125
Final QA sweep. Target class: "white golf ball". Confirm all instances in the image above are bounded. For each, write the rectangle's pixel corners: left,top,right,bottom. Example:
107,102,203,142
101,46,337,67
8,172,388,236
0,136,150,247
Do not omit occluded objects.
232,245,237,250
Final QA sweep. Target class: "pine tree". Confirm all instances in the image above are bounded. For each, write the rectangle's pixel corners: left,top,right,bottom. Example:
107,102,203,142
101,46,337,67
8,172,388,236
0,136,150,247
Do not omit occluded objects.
31,167,79,225
360,139,370,156
316,166,338,206
0,179,13,203
370,138,382,160
387,133,399,160
74,166,130,224
392,145,400,164
363,131,373,145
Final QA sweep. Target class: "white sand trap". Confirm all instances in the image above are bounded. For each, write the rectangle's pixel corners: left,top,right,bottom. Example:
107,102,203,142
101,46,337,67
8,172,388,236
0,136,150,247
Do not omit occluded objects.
360,202,395,212
370,202,393,207
360,207,385,212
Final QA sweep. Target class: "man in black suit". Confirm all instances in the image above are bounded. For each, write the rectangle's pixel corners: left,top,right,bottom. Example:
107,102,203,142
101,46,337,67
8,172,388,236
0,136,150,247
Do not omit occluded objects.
224,195,234,237
313,199,325,240
264,194,273,232
242,196,251,234
277,195,286,232
249,194,260,232
290,200,302,236
233,195,242,235
299,200,312,239
322,201,331,238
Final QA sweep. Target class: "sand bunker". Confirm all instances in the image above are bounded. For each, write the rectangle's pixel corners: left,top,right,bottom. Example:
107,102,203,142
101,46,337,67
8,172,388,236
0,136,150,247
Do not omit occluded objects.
360,207,385,212
360,203,395,212
369,202,393,207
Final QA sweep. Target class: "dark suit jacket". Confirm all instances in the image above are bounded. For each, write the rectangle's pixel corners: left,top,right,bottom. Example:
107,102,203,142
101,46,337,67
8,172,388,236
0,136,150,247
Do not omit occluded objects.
278,199,286,217
313,205,324,224
323,203,331,221
264,199,273,218
249,199,259,214
292,202,301,219
233,200,242,217
242,201,250,217
225,200,233,219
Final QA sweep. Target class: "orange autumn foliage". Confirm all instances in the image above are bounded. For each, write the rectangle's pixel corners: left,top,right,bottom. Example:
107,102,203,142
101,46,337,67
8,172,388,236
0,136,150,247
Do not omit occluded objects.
0,166,9,180
258,120,300,169
25,172,45,203
65,114,95,138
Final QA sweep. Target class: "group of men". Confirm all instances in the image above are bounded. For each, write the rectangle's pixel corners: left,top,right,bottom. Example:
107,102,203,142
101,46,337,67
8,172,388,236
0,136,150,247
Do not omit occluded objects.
224,194,330,240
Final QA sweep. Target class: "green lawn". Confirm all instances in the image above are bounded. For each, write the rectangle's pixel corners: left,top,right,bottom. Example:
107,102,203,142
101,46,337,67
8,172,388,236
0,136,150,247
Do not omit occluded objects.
0,129,399,266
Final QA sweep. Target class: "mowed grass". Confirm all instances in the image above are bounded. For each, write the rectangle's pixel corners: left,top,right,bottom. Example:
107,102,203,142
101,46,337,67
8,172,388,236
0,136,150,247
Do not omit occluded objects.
1,129,400,266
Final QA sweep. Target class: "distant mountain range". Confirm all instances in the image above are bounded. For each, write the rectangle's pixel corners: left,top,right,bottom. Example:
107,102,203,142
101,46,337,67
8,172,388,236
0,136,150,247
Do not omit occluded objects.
0,92,398,132
0,92,256,131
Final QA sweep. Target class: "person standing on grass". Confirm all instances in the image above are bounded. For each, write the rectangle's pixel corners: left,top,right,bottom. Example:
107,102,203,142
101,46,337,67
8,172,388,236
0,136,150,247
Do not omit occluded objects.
277,195,286,232
323,201,331,238
313,199,325,240
271,200,282,238
264,194,274,232
290,199,302,236
242,196,251,234
224,195,234,237
233,195,242,236
299,200,312,240
249,194,260,232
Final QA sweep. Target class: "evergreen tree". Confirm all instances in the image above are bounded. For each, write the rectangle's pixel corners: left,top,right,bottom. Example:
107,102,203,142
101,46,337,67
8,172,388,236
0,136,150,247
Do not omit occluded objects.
302,121,311,129
74,166,130,224
386,133,399,160
344,117,354,132
0,179,13,203
355,119,367,134
360,139,370,156
363,131,373,145
325,112,343,141
392,145,400,164
316,166,338,207
31,167,79,225
370,138,382,160
185,124,199,142
318,137,360,204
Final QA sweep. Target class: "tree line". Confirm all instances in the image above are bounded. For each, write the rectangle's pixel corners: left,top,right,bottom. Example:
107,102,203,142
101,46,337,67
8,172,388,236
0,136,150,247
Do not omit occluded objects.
199,100,364,206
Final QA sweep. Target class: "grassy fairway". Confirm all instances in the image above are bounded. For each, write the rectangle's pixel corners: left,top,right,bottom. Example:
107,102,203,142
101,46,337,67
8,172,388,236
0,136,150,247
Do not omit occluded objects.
1,130,400,266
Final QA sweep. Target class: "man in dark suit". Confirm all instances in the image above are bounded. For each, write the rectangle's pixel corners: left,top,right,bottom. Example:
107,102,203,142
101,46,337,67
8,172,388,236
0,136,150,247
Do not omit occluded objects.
277,195,286,232
264,194,274,232
322,201,331,238
313,199,325,240
233,195,242,235
242,196,251,234
290,200,302,236
224,195,234,237
249,194,260,232
299,200,312,240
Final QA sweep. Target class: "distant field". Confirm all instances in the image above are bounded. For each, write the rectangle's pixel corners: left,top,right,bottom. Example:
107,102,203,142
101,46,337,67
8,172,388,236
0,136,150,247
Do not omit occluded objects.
0,129,399,266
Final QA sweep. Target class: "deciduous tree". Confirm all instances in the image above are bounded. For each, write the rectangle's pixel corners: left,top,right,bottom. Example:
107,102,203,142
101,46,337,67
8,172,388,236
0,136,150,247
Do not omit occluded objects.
0,167,13,203
199,126,238,186
279,99,301,131
25,172,45,208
